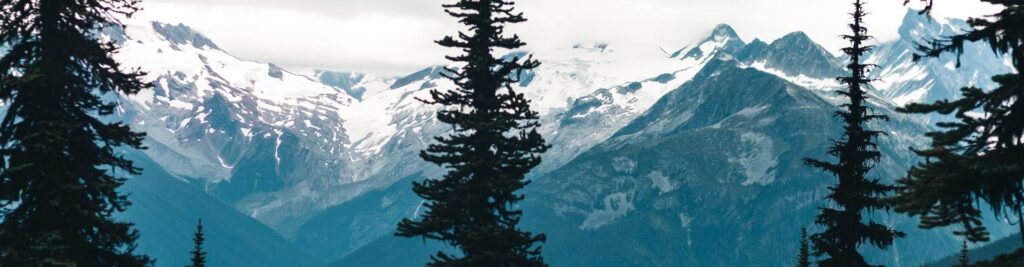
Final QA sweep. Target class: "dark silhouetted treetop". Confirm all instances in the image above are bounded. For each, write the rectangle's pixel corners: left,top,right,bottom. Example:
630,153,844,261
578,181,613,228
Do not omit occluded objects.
0,0,151,266
959,240,971,267
188,219,207,267
796,227,811,267
395,0,549,266
803,0,904,266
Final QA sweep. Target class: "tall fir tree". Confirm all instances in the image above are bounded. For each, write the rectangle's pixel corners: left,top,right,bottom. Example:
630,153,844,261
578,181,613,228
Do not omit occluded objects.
958,241,970,267
188,219,207,267
797,227,811,267
892,0,1024,246
0,0,151,266
395,0,549,266
803,0,904,266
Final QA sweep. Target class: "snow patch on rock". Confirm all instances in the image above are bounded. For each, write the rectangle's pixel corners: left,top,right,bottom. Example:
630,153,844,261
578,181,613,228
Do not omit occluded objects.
731,132,777,186
581,192,635,230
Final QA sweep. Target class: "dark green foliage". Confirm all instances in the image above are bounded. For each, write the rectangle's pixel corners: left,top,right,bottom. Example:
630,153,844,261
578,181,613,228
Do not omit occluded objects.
803,0,904,266
797,227,811,267
960,241,971,267
0,0,151,266
892,0,1024,245
395,0,549,266
188,219,207,267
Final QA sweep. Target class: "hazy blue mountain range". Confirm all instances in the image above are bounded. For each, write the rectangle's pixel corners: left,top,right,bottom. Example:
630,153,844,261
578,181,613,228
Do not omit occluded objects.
0,8,1011,266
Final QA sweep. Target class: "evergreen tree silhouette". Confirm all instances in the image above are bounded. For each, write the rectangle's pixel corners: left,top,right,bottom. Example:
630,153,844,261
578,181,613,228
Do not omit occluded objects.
395,0,549,266
796,227,811,267
803,0,904,266
892,0,1024,246
958,241,970,267
0,0,151,266
188,219,207,267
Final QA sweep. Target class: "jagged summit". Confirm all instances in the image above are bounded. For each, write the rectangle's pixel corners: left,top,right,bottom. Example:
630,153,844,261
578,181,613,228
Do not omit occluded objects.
708,23,741,42
868,8,1011,106
390,66,445,90
150,22,221,51
675,23,746,62
733,30,843,80
770,32,815,49
735,38,770,62
896,8,971,44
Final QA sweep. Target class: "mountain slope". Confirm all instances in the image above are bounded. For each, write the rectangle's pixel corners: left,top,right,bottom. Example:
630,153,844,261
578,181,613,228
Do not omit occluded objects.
291,30,743,262
337,56,976,267
333,12,1018,263
2,22,326,267
111,18,720,235
111,19,375,233
522,58,948,266
924,234,1023,267
118,152,322,267
97,9,1018,266
739,31,844,79
867,10,1015,107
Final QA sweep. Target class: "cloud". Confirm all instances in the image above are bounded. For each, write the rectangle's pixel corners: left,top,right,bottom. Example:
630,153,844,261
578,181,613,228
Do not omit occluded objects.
147,0,439,18
138,0,1000,76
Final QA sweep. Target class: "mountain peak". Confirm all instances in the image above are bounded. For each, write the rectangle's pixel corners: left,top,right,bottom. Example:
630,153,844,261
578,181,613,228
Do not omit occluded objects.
770,31,817,50
776,31,810,42
898,8,932,37
743,30,842,79
151,22,221,50
735,38,770,62
897,8,967,41
708,23,741,42
901,8,932,26
675,23,745,61
390,66,445,90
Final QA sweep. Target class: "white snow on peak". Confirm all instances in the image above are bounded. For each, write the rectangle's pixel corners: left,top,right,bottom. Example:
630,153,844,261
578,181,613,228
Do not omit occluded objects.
525,43,698,114
745,61,840,92
867,10,1012,107
106,17,948,230
110,16,364,184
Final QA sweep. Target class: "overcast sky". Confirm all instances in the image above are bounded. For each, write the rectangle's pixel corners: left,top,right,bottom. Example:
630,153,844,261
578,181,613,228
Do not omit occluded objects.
138,0,1001,77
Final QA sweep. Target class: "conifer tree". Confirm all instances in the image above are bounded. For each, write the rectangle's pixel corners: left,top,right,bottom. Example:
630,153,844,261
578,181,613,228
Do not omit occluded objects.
395,0,549,266
188,219,207,267
958,241,970,267
0,0,151,266
796,227,811,267
803,0,904,266
893,0,1024,246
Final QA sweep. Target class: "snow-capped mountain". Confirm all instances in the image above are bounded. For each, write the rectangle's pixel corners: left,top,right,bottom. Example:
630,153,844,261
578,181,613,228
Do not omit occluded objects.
867,10,1015,107
513,58,935,266
290,36,738,260
739,31,845,80
84,8,1015,266
320,11,1015,267
108,15,739,236
666,24,746,63
111,20,393,233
